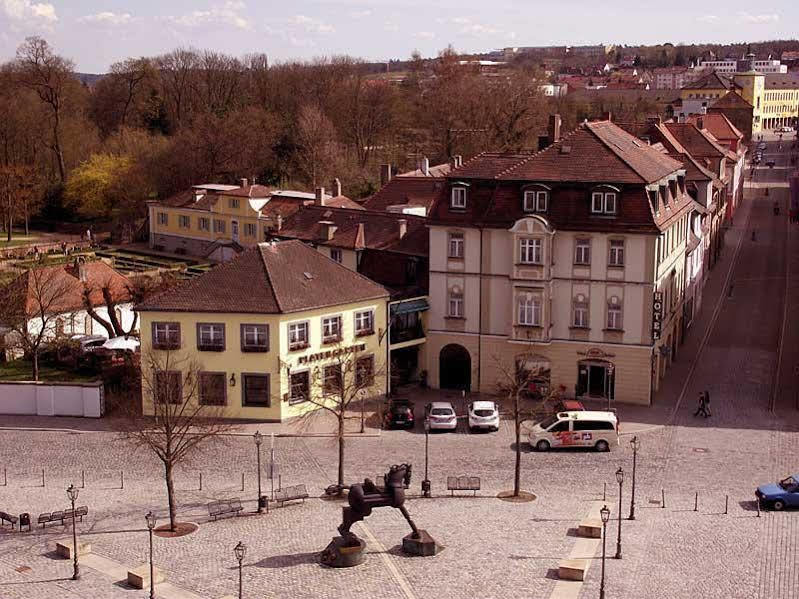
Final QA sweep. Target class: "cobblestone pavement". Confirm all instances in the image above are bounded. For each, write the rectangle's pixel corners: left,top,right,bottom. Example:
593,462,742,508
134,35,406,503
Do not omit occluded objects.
2,135,799,599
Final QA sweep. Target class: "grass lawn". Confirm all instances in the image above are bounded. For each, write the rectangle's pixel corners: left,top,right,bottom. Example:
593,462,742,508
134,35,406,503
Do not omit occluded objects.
0,231,47,248
0,359,99,383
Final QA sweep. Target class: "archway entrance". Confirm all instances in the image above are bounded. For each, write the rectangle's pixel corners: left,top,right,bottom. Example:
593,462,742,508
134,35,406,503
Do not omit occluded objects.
576,359,615,400
439,344,471,391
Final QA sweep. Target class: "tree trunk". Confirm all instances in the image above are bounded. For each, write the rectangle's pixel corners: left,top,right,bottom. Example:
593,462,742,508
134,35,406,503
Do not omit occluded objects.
32,350,40,381
53,114,66,183
164,461,177,531
514,393,521,497
337,416,345,489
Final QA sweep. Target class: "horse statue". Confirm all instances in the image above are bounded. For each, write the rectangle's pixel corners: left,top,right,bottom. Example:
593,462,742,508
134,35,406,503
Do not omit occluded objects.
321,463,436,567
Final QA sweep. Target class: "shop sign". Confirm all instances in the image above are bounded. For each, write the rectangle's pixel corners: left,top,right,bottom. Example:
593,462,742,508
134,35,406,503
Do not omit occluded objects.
297,343,367,365
577,347,616,359
652,291,664,340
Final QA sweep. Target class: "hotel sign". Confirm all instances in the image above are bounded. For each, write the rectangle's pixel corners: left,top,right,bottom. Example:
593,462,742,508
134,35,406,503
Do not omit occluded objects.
652,291,664,340
297,343,366,365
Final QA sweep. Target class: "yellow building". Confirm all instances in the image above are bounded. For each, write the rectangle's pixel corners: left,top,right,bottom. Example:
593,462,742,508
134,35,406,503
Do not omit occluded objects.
147,180,363,261
136,240,389,421
680,71,741,102
759,74,799,131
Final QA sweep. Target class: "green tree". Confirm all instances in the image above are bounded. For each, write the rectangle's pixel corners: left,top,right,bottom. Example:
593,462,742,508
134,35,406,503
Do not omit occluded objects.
64,153,132,218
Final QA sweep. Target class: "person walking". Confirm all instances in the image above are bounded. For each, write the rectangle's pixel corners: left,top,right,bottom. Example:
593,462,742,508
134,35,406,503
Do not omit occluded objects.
703,390,711,418
693,392,709,417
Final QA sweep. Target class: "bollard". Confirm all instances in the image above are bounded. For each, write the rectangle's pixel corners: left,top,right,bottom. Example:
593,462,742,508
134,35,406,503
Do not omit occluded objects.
81,470,85,489
199,472,203,491
751,231,756,242
42,469,45,488
694,491,698,512
241,472,245,492
120,471,124,490
724,495,728,515
603,482,606,501
757,494,761,517
661,489,666,509
2,467,6,486
728,284,734,298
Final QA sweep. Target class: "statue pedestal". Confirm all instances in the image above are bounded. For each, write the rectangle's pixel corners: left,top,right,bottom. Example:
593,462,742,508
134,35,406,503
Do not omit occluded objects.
320,536,366,568
402,530,439,556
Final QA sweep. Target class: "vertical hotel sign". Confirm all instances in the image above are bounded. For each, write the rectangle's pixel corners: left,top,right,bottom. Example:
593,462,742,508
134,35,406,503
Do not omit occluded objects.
652,291,664,340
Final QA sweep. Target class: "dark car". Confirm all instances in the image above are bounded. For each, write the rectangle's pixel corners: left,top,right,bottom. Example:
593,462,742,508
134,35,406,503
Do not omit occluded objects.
384,399,415,429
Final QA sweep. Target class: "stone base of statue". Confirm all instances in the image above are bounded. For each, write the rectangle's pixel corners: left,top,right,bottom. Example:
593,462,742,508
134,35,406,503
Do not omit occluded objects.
320,536,366,568
402,530,438,556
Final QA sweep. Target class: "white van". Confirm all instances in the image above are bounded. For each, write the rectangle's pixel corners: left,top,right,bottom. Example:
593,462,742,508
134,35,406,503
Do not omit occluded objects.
529,411,619,452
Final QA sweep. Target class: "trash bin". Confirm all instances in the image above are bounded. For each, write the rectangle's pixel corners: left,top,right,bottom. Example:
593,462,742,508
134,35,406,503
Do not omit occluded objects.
258,495,268,509
19,513,30,532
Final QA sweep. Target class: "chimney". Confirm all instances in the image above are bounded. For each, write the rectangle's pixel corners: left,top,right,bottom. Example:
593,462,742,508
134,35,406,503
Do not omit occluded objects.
548,114,562,144
240,178,248,188
646,116,662,126
696,116,704,129
421,157,430,176
454,155,463,168
276,214,283,231
602,111,613,122
319,221,337,241
380,164,392,186
398,218,407,239
315,186,326,206
332,177,342,197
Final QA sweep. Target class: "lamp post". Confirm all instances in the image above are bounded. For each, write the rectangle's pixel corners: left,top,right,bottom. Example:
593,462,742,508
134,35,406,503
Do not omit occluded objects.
422,418,431,498
629,436,640,520
145,511,157,599
66,484,80,580
615,467,624,559
600,504,610,599
233,541,246,599
253,431,263,513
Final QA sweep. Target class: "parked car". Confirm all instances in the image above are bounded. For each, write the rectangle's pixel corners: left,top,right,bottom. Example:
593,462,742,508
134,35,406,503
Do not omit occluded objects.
384,399,415,430
756,475,799,510
529,410,619,452
766,159,776,168
74,335,108,355
425,401,458,431
468,400,499,432
779,126,794,133
554,399,585,412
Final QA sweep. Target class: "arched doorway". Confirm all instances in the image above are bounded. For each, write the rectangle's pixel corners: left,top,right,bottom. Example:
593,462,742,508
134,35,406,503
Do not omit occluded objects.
439,344,471,391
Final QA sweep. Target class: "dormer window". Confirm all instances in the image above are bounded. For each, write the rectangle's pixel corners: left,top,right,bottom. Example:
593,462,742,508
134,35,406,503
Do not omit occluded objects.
451,187,467,209
523,189,548,213
591,188,618,215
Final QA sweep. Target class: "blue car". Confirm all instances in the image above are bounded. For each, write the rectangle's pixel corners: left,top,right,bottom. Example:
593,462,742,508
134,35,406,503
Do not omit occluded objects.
756,475,799,510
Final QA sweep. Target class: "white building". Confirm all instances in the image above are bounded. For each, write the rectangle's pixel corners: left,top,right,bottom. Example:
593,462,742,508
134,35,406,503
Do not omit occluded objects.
698,59,787,74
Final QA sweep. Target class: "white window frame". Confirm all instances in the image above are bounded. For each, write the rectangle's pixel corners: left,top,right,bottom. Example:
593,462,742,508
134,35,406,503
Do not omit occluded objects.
198,217,210,231
153,322,180,348
322,315,342,343
288,321,309,350
448,290,464,318
244,222,256,237
448,232,464,258
607,300,623,330
213,219,225,233
229,198,240,209
536,190,548,212
354,310,374,335
573,298,589,328
518,296,542,326
158,212,168,225
241,324,268,351
609,239,625,266
523,190,536,212
330,248,343,263
198,323,225,349
519,238,542,264
178,215,190,229
451,187,466,209
575,238,591,265
591,190,618,214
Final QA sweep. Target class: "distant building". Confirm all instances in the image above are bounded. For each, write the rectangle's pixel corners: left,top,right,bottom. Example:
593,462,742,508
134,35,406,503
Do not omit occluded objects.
698,58,787,74
539,82,568,97
653,67,703,90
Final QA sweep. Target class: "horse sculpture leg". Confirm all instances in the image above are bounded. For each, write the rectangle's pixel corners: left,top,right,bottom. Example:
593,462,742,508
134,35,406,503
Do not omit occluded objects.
338,506,365,545
397,505,421,539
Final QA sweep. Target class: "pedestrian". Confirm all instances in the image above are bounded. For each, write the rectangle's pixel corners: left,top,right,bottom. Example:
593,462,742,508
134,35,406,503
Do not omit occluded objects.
703,390,711,418
693,392,709,417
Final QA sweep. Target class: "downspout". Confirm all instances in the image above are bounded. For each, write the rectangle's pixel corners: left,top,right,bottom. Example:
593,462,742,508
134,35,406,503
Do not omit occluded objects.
477,226,483,393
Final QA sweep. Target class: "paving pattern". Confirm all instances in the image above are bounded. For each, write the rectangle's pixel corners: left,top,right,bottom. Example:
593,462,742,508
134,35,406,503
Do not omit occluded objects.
2,133,799,598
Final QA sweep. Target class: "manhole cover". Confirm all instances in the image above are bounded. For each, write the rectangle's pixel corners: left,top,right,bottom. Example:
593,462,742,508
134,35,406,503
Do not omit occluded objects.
692,447,709,453
15,566,31,573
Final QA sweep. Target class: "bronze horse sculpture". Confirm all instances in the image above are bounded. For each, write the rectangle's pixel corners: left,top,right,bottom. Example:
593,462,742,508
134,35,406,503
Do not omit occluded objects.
321,463,437,566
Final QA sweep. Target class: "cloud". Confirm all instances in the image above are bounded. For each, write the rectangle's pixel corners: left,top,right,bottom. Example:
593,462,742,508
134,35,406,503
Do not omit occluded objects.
78,11,132,25
167,1,250,30
437,16,501,37
350,9,371,19
290,14,334,34
696,14,719,24
413,31,436,40
737,11,779,24
1,0,57,23
383,21,399,32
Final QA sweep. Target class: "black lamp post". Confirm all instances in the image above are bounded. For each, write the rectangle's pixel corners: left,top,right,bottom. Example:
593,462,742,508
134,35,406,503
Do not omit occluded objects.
66,484,80,580
253,431,263,513
600,504,610,599
422,418,431,498
145,511,157,599
234,541,246,599
629,436,640,520
615,467,624,559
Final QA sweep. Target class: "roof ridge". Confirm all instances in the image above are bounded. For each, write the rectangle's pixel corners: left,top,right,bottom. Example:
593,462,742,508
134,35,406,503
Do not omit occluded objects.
496,123,586,179
584,120,648,183
257,241,286,312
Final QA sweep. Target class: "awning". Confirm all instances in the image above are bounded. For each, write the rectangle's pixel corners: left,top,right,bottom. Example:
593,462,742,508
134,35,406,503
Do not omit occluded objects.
390,298,430,316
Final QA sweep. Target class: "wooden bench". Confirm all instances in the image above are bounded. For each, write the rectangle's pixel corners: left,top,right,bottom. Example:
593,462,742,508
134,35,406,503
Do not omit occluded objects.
37,511,67,528
273,484,309,507
446,476,481,496
577,518,602,538
558,559,588,581
207,498,244,521
0,511,19,529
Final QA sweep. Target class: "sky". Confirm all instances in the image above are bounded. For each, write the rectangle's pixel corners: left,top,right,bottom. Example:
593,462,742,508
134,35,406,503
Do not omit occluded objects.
0,0,796,73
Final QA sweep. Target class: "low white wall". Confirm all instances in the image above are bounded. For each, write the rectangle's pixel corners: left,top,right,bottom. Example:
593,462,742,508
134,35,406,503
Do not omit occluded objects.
0,381,104,418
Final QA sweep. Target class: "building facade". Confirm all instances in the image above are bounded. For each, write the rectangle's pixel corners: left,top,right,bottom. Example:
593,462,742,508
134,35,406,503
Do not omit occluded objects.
425,120,693,405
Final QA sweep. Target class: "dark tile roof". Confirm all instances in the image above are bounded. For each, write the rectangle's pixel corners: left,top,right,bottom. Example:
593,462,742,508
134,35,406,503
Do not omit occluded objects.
137,240,388,314
223,184,274,198
663,122,727,159
157,189,221,211
684,71,739,90
764,73,799,88
710,91,752,109
686,113,744,143
325,195,365,210
362,177,446,213
276,205,428,256
450,152,533,179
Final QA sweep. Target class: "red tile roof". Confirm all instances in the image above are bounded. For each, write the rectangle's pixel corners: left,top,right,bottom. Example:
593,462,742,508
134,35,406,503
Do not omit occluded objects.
137,240,388,314
683,71,740,91
362,177,446,214
222,184,274,198
663,122,728,159
325,195,365,210
710,91,752,109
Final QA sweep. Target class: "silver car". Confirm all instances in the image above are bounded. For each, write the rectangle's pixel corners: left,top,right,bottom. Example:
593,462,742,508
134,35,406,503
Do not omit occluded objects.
468,400,499,432
425,401,458,431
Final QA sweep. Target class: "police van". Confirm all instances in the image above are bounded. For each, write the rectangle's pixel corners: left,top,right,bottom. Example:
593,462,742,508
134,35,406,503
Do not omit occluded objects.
528,410,619,452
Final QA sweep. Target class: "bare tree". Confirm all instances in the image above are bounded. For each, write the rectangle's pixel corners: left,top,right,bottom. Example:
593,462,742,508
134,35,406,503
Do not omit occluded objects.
295,104,337,187
0,266,72,380
14,37,76,182
123,348,233,530
289,344,385,492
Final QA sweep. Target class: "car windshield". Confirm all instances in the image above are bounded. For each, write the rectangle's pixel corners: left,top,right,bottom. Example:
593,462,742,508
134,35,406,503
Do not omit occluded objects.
431,408,453,416
474,409,494,417
779,476,798,490
538,414,559,429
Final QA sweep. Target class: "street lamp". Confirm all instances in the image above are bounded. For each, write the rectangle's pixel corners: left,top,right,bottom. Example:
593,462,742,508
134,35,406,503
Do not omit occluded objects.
614,467,624,559
233,541,246,599
145,511,157,599
66,484,80,580
600,504,610,599
629,436,640,520
253,431,263,513
422,418,431,498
